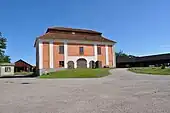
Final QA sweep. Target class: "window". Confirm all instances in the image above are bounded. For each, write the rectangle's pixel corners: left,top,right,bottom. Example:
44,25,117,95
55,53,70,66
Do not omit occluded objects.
59,61,64,67
59,46,64,54
97,47,101,55
79,47,84,55
5,67,11,72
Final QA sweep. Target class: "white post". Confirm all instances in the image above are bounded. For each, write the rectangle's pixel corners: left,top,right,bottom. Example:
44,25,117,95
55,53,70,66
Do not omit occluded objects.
39,40,43,69
105,45,109,66
112,44,116,68
49,40,54,68
64,41,68,68
94,44,98,62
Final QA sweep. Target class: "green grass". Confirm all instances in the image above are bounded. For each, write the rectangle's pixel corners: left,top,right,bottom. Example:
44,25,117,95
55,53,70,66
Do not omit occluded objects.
40,68,110,78
14,72,33,75
128,67,170,75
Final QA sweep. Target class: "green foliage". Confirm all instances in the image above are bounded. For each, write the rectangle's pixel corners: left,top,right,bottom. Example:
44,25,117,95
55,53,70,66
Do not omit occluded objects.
161,64,165,69
116,50,128,57
0,32,10,63
116,50,137,59
0,56,10,63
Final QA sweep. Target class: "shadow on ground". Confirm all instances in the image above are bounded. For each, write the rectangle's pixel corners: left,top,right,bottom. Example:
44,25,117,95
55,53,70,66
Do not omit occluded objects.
0,73,38,78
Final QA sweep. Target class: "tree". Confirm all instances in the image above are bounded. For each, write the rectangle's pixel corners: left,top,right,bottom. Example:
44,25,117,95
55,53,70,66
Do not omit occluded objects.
116,50,129,57
0,32,10,63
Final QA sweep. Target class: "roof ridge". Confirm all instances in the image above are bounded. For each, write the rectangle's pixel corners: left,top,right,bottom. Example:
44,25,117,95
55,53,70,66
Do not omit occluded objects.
47,26,102,34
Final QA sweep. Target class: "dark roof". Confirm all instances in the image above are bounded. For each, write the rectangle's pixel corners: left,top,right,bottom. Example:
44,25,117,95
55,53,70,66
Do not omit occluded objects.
136,53,170,62
38,32,115,43
15,59,33,67
117,53,170,63
46,27,102,34
35,27,116,47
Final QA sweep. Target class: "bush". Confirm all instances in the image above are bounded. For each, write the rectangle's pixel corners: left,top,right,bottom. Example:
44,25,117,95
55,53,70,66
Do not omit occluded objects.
161,64,165,69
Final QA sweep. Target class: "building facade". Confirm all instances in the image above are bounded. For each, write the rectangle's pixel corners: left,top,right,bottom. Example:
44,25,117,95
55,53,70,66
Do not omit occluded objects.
116,53,170,68
35,27,116,75
0,63,14,77
15,59,34,72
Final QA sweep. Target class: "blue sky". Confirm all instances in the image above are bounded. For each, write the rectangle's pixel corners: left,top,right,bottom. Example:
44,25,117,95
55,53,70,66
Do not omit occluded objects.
0,0,170,65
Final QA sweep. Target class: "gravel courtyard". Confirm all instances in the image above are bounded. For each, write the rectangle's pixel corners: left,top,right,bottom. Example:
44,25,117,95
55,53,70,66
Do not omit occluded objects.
1,69,170,113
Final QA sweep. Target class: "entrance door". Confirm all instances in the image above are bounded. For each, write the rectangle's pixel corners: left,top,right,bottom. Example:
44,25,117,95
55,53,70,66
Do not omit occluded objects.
96,61,102,68
77,58,87,68
68,61,74,69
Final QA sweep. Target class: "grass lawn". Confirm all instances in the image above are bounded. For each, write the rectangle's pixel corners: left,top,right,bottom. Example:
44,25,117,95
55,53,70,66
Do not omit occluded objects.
40,68,110,78
15,72,33,75
128,67,170,75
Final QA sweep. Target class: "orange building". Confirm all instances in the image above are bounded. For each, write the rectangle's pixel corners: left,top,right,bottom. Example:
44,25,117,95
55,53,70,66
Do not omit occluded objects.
34,27,116,75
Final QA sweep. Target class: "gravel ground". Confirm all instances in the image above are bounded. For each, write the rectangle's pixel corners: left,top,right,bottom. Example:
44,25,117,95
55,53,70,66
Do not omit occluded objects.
0,68,170,113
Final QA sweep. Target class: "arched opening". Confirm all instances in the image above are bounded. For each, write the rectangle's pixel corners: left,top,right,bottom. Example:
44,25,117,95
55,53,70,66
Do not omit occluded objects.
95,61,102,68
67,61,74,69
89,61,95,69
77,58,87,68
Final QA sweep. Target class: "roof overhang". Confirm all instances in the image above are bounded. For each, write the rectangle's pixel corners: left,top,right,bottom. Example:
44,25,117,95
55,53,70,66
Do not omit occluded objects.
34,38,116,47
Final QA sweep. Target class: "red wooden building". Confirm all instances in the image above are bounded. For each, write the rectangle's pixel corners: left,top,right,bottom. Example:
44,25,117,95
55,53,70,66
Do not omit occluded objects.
15,59,34,72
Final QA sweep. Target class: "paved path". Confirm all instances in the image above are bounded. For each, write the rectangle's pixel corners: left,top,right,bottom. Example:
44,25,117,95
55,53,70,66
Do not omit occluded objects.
0,69,170,113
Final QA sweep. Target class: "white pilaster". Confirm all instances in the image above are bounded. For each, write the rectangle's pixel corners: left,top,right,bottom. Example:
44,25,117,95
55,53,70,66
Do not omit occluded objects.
105,45,109,65
39,40,43,69
49,41,54,68
64,41,68,68
87,61,90,68
74,61,77,68
94,44,98,61
112,44,116,68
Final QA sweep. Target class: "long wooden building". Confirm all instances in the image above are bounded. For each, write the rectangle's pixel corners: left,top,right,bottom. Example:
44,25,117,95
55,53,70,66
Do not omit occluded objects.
116,53,170,68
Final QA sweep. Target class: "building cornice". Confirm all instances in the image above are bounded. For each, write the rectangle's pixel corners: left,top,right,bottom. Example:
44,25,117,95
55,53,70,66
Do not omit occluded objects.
36,39,115,46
